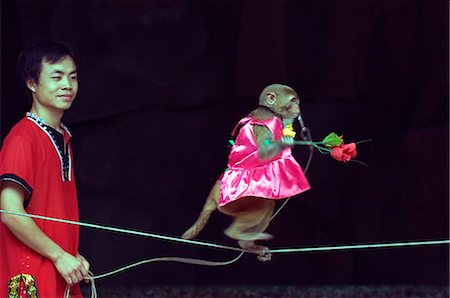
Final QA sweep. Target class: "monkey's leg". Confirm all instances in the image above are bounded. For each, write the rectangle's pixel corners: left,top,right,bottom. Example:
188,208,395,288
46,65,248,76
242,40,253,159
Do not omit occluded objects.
246,199,275,235
237,199,275,262
220,198,275,261
220,197,274,241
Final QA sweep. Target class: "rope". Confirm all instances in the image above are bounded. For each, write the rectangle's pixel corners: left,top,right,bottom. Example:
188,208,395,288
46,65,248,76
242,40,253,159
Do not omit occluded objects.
64,253,244,298
2,210,447,255
0,209,245,298
268,239,450,254
64,272,97,298
94,252,245,280
2,209,449,297
0,209,241,253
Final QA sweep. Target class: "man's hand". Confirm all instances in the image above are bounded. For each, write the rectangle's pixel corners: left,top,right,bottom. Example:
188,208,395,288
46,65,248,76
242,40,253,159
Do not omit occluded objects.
53,251,90,285
77,253,91,283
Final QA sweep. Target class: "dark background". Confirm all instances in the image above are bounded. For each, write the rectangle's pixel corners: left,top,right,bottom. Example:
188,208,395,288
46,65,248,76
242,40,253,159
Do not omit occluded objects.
1,0,448,289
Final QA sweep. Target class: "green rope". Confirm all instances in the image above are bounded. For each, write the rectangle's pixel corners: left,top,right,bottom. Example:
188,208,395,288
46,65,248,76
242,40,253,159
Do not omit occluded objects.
269,240,450,254
0,209,241,252
1,209,448,254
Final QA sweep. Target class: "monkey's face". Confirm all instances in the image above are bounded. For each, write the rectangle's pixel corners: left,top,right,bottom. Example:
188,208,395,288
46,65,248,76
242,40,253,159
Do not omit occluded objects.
260,85,301,119
277,92,300,119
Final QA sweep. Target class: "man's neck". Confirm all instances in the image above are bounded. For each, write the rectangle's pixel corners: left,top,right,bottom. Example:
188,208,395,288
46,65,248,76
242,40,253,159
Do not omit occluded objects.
30,106,64,132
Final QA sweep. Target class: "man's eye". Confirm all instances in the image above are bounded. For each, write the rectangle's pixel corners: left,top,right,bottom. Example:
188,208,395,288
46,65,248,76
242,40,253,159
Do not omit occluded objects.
52,76,61,80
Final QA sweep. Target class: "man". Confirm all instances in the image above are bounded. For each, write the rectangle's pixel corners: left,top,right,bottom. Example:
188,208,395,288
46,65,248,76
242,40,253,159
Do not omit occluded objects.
0,41,90,297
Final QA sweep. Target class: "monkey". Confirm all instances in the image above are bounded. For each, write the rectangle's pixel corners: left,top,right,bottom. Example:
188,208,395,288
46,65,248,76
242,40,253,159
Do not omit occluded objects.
182,84,311,261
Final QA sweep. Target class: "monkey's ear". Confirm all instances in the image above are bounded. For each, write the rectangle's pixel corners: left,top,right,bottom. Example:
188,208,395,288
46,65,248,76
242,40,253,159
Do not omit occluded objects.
26,80,37,92
265,92,277,106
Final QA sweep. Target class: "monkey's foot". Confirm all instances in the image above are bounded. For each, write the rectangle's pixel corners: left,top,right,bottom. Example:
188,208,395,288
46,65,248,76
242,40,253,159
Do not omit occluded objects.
257,251,272,262
238,241,272,262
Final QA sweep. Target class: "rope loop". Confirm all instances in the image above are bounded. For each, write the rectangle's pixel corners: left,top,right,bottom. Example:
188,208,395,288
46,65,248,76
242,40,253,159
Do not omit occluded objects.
64,272,97,298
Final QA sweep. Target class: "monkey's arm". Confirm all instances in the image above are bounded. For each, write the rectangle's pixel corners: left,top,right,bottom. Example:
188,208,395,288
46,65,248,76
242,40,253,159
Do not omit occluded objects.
254,125,290,160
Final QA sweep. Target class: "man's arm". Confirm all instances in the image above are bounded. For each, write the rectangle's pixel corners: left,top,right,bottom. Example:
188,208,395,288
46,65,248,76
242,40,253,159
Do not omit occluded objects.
0,181,89,285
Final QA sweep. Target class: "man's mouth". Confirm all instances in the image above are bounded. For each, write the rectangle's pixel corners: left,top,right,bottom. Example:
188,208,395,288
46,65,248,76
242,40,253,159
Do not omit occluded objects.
59,94,73,101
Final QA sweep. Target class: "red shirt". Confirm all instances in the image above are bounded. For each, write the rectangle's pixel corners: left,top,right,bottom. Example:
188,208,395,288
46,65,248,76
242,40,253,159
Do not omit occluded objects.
0,114,82,297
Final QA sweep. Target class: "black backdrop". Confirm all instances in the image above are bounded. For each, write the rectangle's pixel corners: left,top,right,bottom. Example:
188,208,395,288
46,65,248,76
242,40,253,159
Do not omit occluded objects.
1,0,448,288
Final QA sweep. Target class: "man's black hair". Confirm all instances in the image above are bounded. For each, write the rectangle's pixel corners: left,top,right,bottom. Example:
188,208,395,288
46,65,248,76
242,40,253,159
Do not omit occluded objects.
16,40,77,87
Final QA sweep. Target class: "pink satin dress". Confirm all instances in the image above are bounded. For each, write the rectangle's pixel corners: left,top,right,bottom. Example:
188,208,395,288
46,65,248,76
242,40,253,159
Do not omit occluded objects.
219,115,310,207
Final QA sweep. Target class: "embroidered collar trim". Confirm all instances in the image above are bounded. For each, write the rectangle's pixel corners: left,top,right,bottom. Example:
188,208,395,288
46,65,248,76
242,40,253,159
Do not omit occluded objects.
25,112,72,182
26,112,72,137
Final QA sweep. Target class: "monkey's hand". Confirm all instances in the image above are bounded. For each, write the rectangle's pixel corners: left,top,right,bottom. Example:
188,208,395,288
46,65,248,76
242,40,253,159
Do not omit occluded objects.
280,136,295,147
255,125,282,160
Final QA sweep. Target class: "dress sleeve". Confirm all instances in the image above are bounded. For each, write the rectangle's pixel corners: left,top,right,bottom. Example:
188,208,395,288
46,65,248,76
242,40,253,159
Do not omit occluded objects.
0,136,34,198
252,117,279,139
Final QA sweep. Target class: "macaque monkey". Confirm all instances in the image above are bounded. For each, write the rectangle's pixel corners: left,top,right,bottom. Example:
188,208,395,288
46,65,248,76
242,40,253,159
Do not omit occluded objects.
182,84,310,261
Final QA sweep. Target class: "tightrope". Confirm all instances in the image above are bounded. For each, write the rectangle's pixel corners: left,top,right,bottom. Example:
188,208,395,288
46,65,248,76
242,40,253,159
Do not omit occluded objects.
0,209,241,252
2,209,449,298
269,240,450,254
1,209,448,254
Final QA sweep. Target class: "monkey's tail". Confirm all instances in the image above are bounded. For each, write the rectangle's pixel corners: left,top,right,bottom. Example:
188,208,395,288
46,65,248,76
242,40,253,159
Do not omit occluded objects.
181,181,220,239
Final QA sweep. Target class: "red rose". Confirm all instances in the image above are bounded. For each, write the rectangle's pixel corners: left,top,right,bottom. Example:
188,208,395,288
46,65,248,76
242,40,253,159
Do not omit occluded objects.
330,142,357,162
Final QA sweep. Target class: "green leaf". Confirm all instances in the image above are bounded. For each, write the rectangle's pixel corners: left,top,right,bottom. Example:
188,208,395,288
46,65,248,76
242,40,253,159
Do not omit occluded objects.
321,132,343,148
228,140,235,146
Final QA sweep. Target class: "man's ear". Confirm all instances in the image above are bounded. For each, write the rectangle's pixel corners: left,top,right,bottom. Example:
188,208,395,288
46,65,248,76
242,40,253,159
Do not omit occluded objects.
26,80,36,92
265,92,277,106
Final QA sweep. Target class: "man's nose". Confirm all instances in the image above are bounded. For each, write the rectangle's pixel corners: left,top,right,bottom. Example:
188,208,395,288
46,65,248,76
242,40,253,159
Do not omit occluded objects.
60,76,72,89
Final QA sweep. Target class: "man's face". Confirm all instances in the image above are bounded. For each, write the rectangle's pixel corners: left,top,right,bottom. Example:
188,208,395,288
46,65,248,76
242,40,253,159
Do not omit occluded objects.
29,56,78,112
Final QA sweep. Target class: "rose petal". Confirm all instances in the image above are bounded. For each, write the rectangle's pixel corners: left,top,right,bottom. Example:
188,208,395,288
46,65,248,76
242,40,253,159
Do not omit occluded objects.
331,147,344,161
342,153,351,162
343,143,357,158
